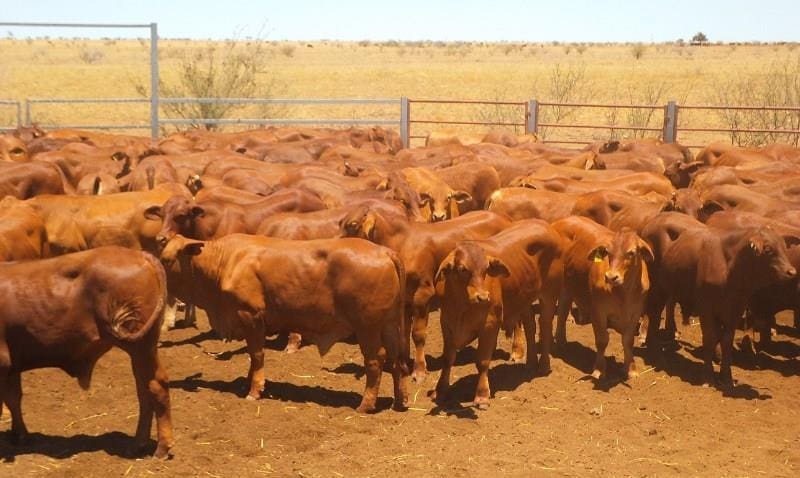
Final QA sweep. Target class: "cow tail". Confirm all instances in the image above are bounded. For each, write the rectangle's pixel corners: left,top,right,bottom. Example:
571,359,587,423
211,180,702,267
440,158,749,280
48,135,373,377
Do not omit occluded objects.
387,249,408,359
92,176,102,195
111,251,167,342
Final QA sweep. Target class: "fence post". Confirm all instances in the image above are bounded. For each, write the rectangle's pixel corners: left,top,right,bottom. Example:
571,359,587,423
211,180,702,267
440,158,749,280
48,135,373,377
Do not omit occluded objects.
663,100,678,143
149,22,159,140
15,101,21,127
25,99,31,126
527,99,539,135
400,96,410,149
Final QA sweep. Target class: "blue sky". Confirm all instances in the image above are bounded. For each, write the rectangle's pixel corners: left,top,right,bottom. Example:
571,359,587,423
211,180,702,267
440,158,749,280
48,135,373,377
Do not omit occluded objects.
3,0,799,42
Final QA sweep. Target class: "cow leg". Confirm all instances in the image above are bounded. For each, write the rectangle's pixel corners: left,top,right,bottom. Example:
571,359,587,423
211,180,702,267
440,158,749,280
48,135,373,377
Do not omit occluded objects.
554,290,572,352
520,313,537,371
184,302,197,328
509,322,525,363
591,317,610,380
284,333,302,354
473,308,501,409
794,307,800,330
622,318,639,379
718,320,735,388
699,316,717,386
410,298,432,382
644,295,665,354
129,344,173,459
382,323,408,411
432,326,456,404
161,295,178,332
665,299,679,341
356,329,386,414
244,319,267,400
536,296,557,376
3,372,28,445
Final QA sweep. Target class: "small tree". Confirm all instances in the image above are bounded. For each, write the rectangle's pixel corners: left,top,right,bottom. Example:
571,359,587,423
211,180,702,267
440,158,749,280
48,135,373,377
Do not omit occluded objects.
137,36,283,131
691,32,708,44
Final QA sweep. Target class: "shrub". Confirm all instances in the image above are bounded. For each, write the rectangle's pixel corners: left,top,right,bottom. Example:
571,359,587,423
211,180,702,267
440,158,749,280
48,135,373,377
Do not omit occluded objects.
78,47,104,64
631,43,646,60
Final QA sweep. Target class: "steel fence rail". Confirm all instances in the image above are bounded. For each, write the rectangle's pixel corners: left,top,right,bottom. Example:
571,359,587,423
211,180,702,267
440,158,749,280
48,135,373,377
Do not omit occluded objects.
160,118,400,126
161,98,399,105
0,100,21,129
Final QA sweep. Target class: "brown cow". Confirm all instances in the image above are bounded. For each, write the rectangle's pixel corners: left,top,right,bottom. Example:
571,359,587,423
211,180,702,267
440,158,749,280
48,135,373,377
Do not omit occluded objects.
128,156,180,191
0,135,29,162
571,189,671,233
159,234,409,413
0,197,48,261
0,161,65,199
486,188,578,222
153,187,327,243
27,183,189,255
388,167,472,222
0,247,173,457
339,207,512,379
512,172,675,199
433,162,501,213
700,184,800,218
76,173,123,196
553,217,653,380
645,223,796,386
432,219,564,407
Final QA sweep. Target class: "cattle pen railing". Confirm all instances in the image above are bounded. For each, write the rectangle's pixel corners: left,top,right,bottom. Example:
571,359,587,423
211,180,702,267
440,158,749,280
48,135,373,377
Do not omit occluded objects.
6,96,800,149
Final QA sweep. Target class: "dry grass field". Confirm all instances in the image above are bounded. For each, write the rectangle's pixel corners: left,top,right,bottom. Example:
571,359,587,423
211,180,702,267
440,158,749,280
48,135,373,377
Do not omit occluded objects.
1,38,799,145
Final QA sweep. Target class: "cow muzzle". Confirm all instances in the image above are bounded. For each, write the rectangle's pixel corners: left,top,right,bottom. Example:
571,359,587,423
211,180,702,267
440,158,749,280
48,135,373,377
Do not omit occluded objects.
604,270,623,286
785,267,797,279
431,212,447,222
470,290,491,304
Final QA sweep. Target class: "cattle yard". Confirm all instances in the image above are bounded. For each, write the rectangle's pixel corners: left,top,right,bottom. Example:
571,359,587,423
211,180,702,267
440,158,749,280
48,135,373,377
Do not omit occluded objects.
1,22,800,478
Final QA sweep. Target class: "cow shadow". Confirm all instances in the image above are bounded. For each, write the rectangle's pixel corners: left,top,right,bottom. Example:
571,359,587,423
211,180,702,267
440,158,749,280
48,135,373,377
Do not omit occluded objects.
159,329,218,348
427,362,537,419
0,431,160,462
644,342,773,400
169,373,395,411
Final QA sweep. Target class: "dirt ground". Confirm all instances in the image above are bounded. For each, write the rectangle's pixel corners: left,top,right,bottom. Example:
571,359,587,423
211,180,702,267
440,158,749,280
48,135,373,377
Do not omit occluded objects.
1,309,798,478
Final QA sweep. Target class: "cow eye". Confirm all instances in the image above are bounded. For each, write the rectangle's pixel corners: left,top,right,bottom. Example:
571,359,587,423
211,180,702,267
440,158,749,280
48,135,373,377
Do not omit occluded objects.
764,246,773,255
10,147,25,155
348,222,358,229
625,250,636,259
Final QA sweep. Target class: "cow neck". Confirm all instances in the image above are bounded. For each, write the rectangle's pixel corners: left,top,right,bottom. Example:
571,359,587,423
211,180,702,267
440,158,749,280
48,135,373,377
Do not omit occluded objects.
721,228,763,297
186,240,226,305
374,213,409,251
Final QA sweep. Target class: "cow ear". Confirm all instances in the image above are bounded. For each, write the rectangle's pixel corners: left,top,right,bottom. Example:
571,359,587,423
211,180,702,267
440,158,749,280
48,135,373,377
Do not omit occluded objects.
110,151,128,162
375,178,389,191
638,240,655,263
698,200,724,222
180,240,205,257
143,205,162,220
434,255,455,287
600,141,619,153
487,256,510,277
749,237,764,255
679,161,704,173
451,190,473,204
362,213,377,241
587,245,608,262
190,206,205,218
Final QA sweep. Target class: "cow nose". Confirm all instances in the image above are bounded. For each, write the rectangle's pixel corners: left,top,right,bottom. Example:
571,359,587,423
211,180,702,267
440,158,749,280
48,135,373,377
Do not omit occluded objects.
604,271,622,285
157,235,168,248
787,267,797,278
432,213,446,222
471,291,490,304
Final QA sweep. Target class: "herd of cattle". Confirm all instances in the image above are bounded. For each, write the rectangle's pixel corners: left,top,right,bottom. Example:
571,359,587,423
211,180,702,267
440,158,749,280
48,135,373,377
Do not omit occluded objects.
1,125,799,458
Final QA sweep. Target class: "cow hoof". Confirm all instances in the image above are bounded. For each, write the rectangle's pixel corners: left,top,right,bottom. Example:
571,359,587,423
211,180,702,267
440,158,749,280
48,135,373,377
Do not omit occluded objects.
591,369,602,380
245,393,260,401
411,369,427,383
627,369,639,379
283,345,299,354
473,400,490,411
392,399,408,412
356,404,377,414
537,360,552,376
152,444,173,460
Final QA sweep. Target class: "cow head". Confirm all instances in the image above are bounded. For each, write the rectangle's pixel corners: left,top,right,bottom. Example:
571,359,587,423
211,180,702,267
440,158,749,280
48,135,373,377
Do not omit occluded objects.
741,228,797,284
0,135,29,162
339,205,380,242
420,189,473,222
377,172,426,222
664,188,703,219
159,234,205,288
434,242,509,304
663,161,704,189
588,229,653,291
147,195,205,250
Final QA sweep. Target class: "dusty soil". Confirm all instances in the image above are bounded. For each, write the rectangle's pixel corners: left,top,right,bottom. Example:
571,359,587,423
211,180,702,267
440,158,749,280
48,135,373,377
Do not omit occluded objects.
1,309,798,478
